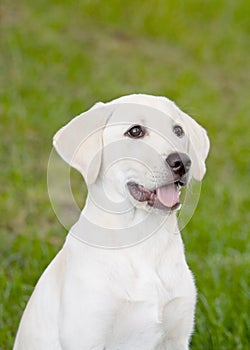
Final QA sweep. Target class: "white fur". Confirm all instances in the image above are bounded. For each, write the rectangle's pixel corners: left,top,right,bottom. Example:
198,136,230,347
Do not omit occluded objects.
14,94,209,350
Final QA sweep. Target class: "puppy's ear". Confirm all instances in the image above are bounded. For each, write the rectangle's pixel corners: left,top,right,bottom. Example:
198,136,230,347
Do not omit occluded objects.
53,103,113,184
181,111,210,181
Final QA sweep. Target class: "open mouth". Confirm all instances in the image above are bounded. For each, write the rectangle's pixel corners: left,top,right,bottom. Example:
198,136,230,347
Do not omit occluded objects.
127,179,187,211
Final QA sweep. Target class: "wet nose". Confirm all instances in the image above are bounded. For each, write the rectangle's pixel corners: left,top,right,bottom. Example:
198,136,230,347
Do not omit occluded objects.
166,152,191,176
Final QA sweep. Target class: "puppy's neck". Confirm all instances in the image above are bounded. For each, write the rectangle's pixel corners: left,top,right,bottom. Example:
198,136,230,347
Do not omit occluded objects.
69,183,179,249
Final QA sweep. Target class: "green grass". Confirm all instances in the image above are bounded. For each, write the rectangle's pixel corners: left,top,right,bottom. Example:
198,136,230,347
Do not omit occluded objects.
0,0,249,348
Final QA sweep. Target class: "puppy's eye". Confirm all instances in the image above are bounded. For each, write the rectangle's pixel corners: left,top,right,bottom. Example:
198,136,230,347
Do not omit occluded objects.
173,125,184,137
125,125,145,138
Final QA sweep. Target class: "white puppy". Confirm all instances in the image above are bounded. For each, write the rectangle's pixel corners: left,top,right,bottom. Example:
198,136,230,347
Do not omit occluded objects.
14,94,209,350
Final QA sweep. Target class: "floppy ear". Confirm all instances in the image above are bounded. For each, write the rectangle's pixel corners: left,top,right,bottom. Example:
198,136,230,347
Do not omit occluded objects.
53,103,113,184
181,111,210,181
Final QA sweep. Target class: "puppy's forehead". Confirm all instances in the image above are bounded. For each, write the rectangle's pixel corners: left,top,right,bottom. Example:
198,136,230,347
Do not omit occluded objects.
107,103,182,130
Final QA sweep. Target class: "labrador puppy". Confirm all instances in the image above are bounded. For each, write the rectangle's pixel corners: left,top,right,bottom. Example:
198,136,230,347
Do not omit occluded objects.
14,94,209,350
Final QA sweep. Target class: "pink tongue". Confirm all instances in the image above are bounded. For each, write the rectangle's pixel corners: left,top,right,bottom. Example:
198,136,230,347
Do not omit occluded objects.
156,184,180,208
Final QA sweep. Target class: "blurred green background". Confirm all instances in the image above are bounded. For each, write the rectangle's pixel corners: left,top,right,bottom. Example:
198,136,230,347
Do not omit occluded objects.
0,0,249,349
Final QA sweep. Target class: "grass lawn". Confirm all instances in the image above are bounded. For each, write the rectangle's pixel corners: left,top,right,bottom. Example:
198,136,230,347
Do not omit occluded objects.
0,0,249,348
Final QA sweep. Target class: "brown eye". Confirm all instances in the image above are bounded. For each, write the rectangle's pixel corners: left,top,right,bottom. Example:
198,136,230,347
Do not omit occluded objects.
125,125,145,138
173,125,184,137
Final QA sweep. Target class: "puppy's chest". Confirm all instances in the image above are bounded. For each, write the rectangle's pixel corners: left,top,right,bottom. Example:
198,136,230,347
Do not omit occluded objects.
113,260,180,322
96,261,186,350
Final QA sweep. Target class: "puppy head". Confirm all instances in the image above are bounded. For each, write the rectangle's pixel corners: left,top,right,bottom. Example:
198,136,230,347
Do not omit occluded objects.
53,94,209,212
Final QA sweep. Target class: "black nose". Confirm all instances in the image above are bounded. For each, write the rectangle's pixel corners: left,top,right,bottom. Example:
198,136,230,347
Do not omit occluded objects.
166,153,191,176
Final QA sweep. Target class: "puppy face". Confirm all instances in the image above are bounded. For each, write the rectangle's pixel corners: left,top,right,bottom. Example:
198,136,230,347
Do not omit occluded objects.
100,102,208,212
53,94,209,213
